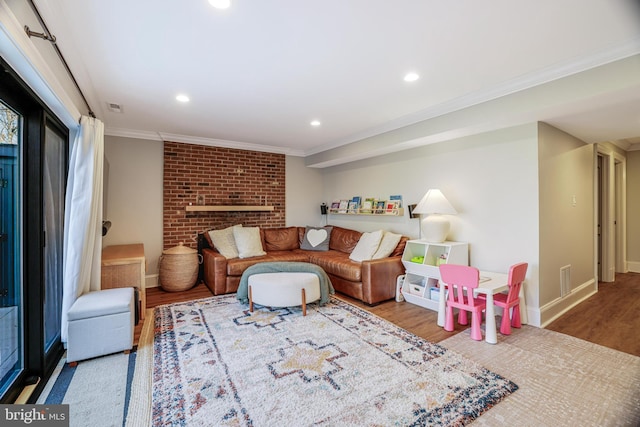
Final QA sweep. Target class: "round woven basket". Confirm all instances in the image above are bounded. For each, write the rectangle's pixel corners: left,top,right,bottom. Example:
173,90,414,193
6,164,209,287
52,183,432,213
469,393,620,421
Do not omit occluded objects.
158,243,200,292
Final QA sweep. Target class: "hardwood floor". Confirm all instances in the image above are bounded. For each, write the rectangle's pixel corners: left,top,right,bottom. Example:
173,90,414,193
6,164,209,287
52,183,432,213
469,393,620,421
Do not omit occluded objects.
546,271,640,357
135,272,640,357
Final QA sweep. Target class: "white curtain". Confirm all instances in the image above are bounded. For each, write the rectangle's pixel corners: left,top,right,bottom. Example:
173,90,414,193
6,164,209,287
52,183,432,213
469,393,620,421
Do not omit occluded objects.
60,116,104,343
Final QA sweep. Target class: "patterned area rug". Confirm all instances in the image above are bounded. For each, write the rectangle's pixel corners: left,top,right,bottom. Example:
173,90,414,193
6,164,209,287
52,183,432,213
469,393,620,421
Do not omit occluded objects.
150,295,517,426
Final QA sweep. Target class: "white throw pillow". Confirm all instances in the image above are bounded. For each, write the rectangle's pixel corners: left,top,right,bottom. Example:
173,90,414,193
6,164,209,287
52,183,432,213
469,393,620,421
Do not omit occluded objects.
208,224,242,259
349,230,384,262
233,226,266,258
372,231,403,259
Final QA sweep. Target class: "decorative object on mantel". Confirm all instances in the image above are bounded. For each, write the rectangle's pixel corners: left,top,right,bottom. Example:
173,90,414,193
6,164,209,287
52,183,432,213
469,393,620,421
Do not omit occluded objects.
158,243,201,292
412,189,457,242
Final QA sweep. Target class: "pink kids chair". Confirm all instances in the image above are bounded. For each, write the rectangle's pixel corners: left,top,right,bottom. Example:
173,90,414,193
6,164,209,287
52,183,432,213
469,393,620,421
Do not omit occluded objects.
439,264,486,341
482,262,528,335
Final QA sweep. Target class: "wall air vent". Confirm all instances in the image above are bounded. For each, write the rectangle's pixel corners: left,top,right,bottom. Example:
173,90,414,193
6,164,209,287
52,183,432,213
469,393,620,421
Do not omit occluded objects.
106,102,123,113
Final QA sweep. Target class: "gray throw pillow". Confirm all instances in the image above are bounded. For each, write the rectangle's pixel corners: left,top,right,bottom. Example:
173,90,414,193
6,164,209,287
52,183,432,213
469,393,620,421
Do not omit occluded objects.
300,226,333,251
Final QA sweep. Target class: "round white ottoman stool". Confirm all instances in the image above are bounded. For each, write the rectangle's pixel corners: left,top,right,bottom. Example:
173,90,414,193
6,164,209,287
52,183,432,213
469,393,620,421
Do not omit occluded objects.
248,272,321,316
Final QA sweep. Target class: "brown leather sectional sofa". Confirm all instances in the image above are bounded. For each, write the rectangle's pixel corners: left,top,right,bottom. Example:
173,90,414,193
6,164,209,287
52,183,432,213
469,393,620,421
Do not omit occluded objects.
201,225,408,305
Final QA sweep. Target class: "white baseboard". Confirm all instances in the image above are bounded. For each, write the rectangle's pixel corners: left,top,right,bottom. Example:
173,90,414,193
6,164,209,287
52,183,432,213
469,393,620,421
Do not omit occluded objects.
539,278,597,328
145,274,159,288
627,261,640,273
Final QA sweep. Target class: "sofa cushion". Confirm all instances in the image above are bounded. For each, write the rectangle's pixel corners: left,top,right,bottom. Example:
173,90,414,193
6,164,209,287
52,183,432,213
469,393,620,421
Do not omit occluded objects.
372,231,403,259
300,226,333,251
263,227,300,251
308,251,362,282
233,226,267,258
349,230,384,262
208,224,242,259
390,236,408,257
329,226,362,254
226,251,309,276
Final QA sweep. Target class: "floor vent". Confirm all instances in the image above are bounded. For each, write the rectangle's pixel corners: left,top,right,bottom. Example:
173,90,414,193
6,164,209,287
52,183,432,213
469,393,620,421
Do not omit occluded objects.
560,265,571,297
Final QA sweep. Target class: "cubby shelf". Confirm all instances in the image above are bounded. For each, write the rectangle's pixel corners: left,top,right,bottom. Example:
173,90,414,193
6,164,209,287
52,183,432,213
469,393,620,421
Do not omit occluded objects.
186,205,274,212
400,240,469,311
328,207,404,216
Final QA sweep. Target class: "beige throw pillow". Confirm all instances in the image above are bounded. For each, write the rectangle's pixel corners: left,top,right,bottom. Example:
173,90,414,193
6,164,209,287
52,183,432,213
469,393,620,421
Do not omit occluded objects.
208,224,242,259
233,226,266,258
349,230,384,262
372,231,403,259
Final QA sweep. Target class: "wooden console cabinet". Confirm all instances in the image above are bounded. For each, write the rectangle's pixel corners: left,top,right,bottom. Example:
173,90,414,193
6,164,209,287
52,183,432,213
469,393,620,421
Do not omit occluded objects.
101,243,146,319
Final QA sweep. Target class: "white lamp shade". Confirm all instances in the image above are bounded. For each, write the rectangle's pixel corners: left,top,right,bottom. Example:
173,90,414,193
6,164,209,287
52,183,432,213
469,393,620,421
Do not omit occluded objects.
413,189,457,242
412,189,457,215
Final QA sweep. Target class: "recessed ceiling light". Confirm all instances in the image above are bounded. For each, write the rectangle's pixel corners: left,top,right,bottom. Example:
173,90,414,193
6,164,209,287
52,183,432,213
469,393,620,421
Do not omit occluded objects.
404,72,420,82
208,0,230,9
310,120,321,127
176,94,190,103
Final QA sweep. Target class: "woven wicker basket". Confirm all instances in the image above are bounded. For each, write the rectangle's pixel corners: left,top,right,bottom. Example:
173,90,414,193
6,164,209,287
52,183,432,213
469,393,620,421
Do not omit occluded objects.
158,243,200,292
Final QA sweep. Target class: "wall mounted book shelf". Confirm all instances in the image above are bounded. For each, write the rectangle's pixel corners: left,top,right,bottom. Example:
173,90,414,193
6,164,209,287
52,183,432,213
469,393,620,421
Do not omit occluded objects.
328,207,404,216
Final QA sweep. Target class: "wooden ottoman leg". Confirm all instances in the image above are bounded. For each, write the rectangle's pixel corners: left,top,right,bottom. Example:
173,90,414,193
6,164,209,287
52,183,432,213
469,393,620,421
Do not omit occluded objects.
301,288,307,316
249,285,254,312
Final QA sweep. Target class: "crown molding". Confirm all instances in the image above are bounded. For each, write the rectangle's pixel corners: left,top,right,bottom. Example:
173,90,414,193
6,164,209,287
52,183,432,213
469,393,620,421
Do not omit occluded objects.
104,127,162,141
158,132,306,157
104,127,307,156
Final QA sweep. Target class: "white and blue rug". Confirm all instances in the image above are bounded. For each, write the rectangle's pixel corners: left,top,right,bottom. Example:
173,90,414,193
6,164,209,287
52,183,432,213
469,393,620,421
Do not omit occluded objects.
37,350,137,427
149,295,517,426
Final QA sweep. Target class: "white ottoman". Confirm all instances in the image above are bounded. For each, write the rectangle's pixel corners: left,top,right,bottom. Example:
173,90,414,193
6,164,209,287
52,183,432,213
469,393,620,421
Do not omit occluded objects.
248,272,321,316
67,287,135,364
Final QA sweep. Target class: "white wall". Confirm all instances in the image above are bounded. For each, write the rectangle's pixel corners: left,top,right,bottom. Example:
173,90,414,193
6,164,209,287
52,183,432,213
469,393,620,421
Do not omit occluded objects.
538,123,596,325
627,150,640,271
103,136,164,286
285,156,325,227
322,124,541,323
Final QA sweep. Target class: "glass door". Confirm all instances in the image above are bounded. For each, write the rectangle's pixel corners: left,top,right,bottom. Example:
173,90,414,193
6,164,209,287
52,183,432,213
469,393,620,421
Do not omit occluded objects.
0,58,68,403
0,100,22,398
43,123,65,354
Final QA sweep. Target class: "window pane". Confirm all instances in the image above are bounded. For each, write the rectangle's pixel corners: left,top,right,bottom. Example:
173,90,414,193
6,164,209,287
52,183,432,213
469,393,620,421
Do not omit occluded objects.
43,125,65,352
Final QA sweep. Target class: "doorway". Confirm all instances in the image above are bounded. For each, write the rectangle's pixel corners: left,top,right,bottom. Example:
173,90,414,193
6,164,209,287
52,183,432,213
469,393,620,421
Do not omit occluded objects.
596,147,627,283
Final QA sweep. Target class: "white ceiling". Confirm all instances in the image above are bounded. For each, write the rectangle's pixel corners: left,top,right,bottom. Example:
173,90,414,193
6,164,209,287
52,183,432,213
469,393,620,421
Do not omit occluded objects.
34,0,640,159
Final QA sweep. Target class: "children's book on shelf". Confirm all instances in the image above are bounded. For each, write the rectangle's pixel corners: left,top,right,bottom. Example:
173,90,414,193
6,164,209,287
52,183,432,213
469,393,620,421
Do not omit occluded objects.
375,200,386,214
389,194,403,208
347,201,358,212
351,196,361,207
361,198,375,213
338,200,349,213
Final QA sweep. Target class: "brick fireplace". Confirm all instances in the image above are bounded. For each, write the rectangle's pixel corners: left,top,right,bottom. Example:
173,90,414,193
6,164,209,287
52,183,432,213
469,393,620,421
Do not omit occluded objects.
163,141,286,250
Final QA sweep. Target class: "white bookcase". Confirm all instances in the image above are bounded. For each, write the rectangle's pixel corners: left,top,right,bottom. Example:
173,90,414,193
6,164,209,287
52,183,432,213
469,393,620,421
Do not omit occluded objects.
400,240,469,311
